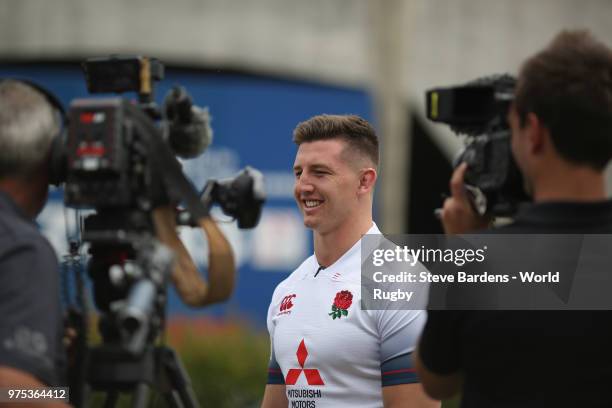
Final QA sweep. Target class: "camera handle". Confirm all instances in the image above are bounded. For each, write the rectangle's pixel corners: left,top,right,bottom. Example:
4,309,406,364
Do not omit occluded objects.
433,184,488,220
465,184,488,216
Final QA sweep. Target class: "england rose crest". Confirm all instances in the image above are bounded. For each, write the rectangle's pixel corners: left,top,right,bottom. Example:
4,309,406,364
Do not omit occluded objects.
329,290,353,319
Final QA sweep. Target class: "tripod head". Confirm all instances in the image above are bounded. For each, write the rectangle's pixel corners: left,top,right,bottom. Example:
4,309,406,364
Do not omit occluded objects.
86,211,174,356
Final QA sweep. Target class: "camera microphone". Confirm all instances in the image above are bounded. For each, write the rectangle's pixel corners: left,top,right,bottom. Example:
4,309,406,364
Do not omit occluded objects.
164,86,213,159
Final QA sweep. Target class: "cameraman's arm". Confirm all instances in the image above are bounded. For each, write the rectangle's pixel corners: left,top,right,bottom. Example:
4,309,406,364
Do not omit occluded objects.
152,206,235,306
0,367,70,408
441,163,490,234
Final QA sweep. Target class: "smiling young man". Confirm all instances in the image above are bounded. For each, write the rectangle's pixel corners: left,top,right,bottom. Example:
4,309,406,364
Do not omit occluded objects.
261,115,437,408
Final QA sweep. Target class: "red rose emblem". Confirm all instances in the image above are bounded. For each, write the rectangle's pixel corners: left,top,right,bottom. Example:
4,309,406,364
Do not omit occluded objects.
329,290,353,320
333,291,353,310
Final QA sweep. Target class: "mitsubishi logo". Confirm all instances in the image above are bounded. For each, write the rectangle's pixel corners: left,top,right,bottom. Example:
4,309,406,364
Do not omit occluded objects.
285,339,324,386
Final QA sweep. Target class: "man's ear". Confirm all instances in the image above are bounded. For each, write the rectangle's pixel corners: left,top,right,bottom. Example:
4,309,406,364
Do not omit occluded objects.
525,112,548,154
358,168,377,195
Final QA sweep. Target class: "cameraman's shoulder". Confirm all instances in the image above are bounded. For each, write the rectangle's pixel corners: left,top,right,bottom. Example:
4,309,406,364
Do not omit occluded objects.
27,232,59,266
0,217,58,272
0,202,51,246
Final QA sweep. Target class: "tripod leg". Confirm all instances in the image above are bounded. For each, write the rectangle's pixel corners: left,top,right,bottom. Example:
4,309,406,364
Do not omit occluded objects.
162,390,185,408
158,347,200,408
132,383,150,408
103,391,119,408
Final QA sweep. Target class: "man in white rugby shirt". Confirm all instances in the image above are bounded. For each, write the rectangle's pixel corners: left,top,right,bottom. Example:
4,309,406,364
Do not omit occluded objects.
261,114,438,408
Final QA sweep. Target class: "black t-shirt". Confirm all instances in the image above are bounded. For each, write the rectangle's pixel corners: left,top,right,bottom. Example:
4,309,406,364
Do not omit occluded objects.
0,191,66,386
419,200,612,408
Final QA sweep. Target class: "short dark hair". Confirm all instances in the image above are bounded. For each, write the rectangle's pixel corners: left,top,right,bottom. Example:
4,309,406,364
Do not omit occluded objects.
293,114,379,167
514,30,612,170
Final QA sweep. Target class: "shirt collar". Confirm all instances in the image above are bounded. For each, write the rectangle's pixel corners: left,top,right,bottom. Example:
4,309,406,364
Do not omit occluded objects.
313,221,380,274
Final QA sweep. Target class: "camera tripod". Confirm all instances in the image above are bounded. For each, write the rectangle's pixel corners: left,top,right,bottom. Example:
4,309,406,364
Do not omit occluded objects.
76,344,200,408
64,219,201,408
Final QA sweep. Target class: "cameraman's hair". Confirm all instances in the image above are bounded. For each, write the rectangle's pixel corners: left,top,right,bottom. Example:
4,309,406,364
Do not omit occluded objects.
0,80,59,178
514,30,612,170
293,114,379,167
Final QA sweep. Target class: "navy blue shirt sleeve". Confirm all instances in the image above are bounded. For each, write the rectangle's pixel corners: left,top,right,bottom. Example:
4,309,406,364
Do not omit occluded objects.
381,352,419,386
267,347,285,385
0,235,66,386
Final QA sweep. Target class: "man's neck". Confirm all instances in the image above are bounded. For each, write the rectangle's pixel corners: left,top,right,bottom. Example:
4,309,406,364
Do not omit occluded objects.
0,179,37,219
532,162,607,202
313,214,373,267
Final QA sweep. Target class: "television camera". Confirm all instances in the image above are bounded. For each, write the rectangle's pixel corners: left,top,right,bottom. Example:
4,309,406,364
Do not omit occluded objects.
54,56,265,407
426,74,529,216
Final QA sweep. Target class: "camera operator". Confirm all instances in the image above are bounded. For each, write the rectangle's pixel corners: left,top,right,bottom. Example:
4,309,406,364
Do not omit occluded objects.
0,78,235,403
0,80,69,406
414,30,612,407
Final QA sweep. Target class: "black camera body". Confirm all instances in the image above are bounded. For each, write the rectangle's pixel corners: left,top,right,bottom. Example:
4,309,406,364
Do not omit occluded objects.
61,56,200,214
65,98,148,208
57,56,265,357
57,55,265,226
426,74,529,216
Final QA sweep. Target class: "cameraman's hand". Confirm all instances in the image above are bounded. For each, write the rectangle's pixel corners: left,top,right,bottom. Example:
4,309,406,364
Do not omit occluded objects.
441,163,490,234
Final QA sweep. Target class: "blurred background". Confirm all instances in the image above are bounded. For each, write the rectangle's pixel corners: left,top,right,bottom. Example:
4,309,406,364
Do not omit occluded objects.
1,0,612,406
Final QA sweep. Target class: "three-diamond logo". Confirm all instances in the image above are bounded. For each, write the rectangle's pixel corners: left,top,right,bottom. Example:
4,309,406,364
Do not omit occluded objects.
285,339,324,386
